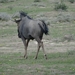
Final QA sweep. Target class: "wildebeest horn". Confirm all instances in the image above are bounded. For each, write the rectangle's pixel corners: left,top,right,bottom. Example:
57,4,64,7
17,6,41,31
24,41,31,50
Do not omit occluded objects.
11,19,17,22
14,19,21,23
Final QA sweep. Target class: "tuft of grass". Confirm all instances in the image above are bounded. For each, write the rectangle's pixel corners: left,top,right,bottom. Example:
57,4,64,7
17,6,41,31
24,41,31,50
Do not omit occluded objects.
68,0,75,3
54,2,68,11
34,0,41,2
0,12,11,21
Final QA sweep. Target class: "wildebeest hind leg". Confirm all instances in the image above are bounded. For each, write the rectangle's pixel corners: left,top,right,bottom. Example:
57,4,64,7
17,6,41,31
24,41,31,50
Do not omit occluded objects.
34,37,41,59
35,43,41,59
35,37,47,59
41,41,47,59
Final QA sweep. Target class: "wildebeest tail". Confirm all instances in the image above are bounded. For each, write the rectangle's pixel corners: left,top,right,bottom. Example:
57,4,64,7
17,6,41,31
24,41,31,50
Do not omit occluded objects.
39,20,48,35
38,21,48,35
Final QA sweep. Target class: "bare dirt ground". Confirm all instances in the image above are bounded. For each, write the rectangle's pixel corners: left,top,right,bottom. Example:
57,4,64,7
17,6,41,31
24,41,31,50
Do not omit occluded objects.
0,34,75,55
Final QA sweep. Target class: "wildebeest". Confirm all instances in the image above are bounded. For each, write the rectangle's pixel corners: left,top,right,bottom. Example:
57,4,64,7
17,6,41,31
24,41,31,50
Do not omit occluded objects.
15,11,48,59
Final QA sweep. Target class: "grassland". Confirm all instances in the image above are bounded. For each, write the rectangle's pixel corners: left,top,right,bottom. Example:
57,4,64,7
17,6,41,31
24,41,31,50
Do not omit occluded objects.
0,0,75,75
0,51,75,75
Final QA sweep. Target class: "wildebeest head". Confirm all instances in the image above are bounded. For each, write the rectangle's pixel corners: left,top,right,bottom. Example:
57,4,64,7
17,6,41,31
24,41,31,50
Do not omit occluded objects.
14,19,21,38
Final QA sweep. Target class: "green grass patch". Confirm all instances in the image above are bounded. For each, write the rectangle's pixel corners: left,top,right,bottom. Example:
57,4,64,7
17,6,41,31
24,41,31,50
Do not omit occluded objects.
0,25,17,37
0,51,75,75
49,22,75,38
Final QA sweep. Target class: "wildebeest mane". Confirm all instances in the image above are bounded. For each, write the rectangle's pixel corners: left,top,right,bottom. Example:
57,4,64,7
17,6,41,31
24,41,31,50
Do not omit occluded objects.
20,11,32,19
41,20,48,35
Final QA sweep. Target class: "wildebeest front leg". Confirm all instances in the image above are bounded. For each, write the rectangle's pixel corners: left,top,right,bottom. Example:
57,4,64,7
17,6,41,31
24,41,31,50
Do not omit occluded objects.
22,38,30,59
24,39,30,59
23,40,27,59
35,42,47,59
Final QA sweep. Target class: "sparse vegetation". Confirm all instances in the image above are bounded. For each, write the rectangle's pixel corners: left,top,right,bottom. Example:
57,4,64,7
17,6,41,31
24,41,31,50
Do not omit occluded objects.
0,12,11,21
62,34,74,42
0,0,75,75
54,2,67,11
56,13,75,22
34,0,41,2
0,0,15,3
0,0,8,3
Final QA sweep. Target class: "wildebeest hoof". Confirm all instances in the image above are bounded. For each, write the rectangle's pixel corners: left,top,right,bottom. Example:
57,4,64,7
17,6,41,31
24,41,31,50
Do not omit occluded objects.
24,55,28,59
44,55,47,60
34,57,37,59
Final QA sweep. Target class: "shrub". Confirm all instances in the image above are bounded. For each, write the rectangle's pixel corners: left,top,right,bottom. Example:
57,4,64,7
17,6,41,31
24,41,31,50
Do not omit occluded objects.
68,0,75,3
0,0,8,3
49,12,75,23
54,2,67,11
56,13,75,22
0,0,15,3
0,12,11,21
62,35,74,42
34,0,41,2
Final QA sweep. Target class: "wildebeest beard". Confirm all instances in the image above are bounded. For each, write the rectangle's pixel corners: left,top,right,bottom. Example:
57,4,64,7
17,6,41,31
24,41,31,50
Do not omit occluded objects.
17,28,21,38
